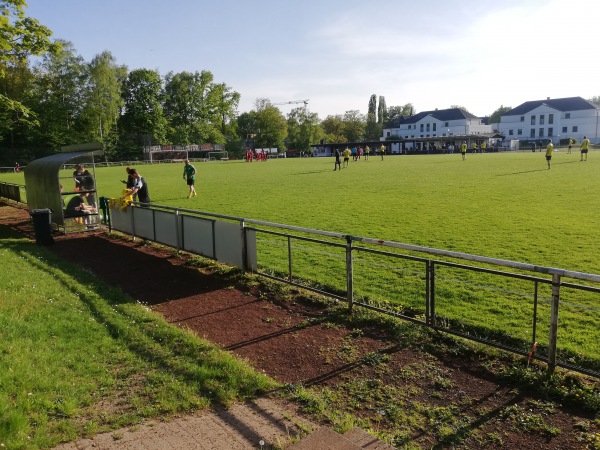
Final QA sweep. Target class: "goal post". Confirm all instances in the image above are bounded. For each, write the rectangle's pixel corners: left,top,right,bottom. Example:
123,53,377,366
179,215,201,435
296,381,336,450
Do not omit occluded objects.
208,151,229,161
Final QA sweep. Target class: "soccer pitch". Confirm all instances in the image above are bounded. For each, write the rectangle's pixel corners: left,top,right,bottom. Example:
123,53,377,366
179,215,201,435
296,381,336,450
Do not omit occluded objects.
88,151,599,274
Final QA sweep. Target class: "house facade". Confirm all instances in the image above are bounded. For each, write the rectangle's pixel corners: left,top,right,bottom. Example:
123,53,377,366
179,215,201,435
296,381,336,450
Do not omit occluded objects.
498,97,600,144
383,108,492,141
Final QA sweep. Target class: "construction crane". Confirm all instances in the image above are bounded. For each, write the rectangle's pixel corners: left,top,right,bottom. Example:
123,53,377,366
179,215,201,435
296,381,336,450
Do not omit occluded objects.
272,99,309,110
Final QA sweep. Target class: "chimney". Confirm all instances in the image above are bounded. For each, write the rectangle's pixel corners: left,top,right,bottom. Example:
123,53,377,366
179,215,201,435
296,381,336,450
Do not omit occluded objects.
547,97,550,100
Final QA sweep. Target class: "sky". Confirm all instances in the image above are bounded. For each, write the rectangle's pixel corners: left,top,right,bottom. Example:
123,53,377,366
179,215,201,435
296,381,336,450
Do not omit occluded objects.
25,0,600,119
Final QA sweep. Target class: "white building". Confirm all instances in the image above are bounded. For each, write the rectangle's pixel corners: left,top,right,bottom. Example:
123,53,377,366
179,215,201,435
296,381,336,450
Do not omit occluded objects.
383,108,492,141
498,97,600,144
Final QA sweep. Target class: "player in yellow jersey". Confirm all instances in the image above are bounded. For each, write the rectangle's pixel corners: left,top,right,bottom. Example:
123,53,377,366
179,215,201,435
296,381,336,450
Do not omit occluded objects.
461,142,467,160
545,140,554,169
580,136,590,161
343,147,351,168
567,138,573,154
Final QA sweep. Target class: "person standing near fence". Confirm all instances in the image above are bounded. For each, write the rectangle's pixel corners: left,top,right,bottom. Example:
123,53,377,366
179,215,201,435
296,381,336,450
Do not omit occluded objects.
128,169,151,205
73,164,85,190
183,160,197,198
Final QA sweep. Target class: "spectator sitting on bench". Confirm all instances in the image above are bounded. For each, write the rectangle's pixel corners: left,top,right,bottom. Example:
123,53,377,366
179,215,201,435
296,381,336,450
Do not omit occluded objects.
65,192,97,226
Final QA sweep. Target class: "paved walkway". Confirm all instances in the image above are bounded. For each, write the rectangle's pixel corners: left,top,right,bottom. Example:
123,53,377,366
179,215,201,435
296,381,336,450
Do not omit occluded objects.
54,398,314,449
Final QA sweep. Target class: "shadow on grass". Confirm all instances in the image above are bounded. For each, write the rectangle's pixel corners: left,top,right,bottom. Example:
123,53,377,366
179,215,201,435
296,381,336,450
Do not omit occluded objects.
5,239,273,407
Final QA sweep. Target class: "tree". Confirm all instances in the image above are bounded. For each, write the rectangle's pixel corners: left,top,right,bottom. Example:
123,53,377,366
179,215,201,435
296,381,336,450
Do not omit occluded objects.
286,106,323,153
386,104,414,124
450,105,471,113
320,115,346,143
588,96,600,107
80,51,126,152
342,110,365,142
252,98,287,150
365,94,380,140
377,95,386,124
0,59,34,148
0,0,58,149
118,68,167,158
163,70,234,145
27,40,87,151
488,105,512,125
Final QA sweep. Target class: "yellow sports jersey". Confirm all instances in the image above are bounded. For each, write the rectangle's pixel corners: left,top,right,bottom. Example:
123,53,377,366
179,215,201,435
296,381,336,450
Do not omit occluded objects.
546,144,554,157
461,144,467,153
380,146,385,153
581,139,590,150
481,142,487,149
343,148,350,158
365,147,370,154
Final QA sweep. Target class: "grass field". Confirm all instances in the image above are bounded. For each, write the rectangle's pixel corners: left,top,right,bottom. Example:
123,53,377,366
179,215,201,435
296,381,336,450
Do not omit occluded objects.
0,226,273,448
2,150,600,367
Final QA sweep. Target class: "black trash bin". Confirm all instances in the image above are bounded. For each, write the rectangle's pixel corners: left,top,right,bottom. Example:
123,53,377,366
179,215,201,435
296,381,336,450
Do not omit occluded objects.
30,208,54,246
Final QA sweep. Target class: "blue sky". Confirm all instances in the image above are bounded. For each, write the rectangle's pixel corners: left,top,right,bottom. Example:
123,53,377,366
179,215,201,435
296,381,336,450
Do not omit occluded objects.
26,0,600,119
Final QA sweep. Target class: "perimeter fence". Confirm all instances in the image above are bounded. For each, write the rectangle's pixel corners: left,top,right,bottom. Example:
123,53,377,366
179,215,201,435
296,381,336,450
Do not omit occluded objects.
103,201,600,379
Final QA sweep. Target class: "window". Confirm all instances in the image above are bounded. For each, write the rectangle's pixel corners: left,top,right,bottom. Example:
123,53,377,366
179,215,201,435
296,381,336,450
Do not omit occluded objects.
549,114,554,124
420,124,424,132
386,131,390,137
518,129,522,135
426,123,430,132
405,136,409,139
565,113,571,119
530,129,535,138
531,116,536,125
520,116,525,122
540,115,545,125
573,126,578,132
548,128,553,137
444,122,449,127
562,126,567,133
433,123,437,131
509,129,514,136
539,128,544,137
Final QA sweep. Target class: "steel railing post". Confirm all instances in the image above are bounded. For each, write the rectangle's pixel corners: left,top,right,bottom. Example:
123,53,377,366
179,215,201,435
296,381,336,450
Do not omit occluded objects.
547,274,561,373
346,236,354,312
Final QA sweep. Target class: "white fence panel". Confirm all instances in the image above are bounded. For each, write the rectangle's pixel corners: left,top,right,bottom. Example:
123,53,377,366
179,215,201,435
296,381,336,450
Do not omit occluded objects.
132,207,155,240
154,209,179,248
182,215,215,258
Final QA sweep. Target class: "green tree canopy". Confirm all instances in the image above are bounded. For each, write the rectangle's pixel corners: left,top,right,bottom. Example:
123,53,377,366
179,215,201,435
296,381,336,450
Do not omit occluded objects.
119,68,167,153
0,0,58,148
28,40,87,150
252,98,287,150
286,106,323,152
489,105,512,124
342,110,365,142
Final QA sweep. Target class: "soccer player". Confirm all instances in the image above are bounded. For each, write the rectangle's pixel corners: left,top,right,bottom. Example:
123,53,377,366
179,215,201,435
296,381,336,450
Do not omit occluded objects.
343,147,351,168
380,144,386,160
334,149,341,171
545,140,554,169
183,160,197,197
580,136,590,161
364,145,370,160
461,141,467,160
567,138,573,154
